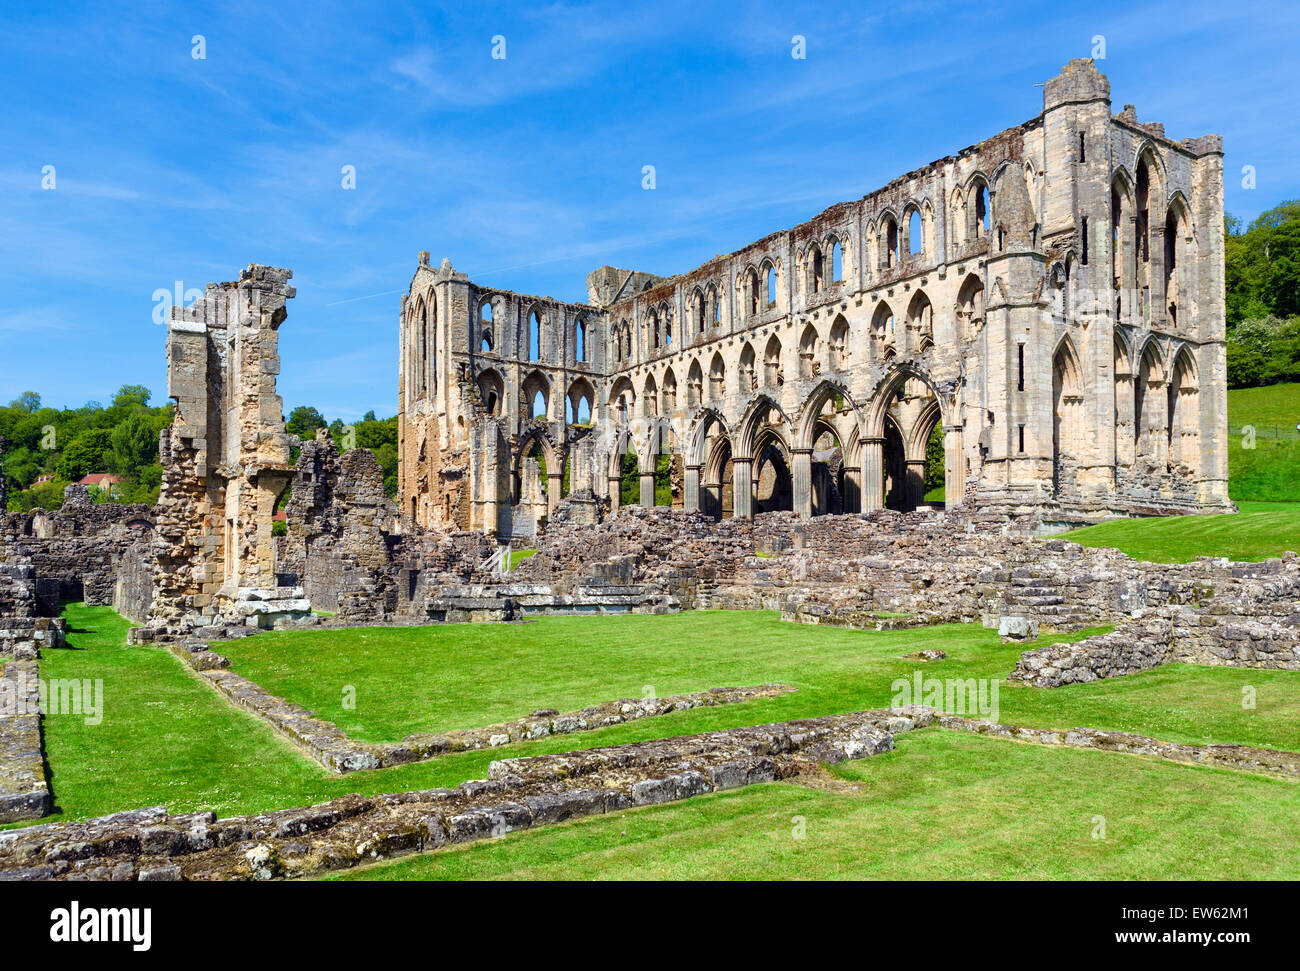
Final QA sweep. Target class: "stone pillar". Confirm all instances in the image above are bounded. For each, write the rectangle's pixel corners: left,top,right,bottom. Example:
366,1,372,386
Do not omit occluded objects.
843,465,862,513
861,437,884,512
684,464,701,511
608,475,622,513
792,448,813,519
906,459,927,509
639,471,655,507
943,423,964,505
547,473,563,519
732,457,754,519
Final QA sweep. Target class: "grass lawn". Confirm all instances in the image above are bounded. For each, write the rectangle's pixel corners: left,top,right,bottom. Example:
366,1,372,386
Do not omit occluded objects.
1226,382,1300,502
20,596,1300,834
1064,500,1300,563
216,609,1300,754
1227,381,1300,429
332,728,1300,881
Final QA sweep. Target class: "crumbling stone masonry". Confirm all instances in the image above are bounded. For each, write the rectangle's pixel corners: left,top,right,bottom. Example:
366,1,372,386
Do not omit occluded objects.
145,264,312,636
400,59,1231,540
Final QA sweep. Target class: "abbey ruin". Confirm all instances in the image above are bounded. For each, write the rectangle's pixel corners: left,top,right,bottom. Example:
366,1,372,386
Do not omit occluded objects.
4,59,1299,884
399,59,1232,539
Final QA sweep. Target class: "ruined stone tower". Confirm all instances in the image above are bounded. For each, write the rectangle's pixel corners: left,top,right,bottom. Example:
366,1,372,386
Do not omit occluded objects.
399,60,1232,537
148,264,310,632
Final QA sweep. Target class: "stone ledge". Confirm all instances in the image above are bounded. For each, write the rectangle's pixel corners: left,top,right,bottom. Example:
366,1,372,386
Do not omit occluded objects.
0,659,53,823
937,714,1300,778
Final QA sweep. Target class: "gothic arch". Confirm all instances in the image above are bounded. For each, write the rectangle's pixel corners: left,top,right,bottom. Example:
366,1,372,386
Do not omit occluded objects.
520,369,550,421
794,379,864,450
829,314,850,369
476,367,505,416
1168,345,1200,473
735,392,792,460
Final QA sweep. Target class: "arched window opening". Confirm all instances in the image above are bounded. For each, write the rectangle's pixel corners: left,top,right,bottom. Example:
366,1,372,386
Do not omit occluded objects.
956,275,984,341
798,325,819,379
740,343,757,393
811,246,824,293
829,315,849,369
765,264,776,308
975,184,990,238
831,240,843,282
528,309,541,362
662,369,678,413
908,209,922,255
479,300,494,352
883,217,899,267
687,360,703,410
709,353,726,401
576,317,586,362
746,268,759,317
764,336,783,387
531,389,547,420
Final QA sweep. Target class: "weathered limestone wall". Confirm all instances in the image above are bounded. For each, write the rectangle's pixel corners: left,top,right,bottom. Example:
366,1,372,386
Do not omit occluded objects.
401,58,1231,538
147,264,307,637
0,486,155,610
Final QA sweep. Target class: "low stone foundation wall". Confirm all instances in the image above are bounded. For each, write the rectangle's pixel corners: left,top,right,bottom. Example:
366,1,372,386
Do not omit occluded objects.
1010,619,1173,687
0,707,924,881
166,634,793,772
0,660,52,823
424,581,680,622
0,618,66,659
939,714,1300,779
1013,598,1300,687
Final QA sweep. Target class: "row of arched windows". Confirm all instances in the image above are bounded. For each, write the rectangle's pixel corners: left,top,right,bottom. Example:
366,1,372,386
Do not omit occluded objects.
475,298,587,364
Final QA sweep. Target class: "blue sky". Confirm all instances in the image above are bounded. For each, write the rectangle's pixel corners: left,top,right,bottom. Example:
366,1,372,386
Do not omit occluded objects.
2,0,1297,420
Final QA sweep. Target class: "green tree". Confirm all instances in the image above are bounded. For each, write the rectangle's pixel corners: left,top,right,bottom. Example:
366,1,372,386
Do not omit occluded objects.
56,428,114,481
286,405,327,440
8,391,40,414
112,385,152,409
109,413,158,476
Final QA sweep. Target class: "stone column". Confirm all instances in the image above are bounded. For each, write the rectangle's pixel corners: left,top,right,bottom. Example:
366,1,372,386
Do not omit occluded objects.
792,448,813,519
1115,362,1135,476
732,457,754,519
906,460,927,509
547,473,563,519
843,465,862,512
943,423,964,505
608,475,622,513
684,464,701,511
639,471,655,507
861,437,884,512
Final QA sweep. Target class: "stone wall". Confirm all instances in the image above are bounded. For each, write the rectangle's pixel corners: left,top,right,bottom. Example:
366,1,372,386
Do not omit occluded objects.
1012,554,1300,686
0,706,923,880
400,59,1231,539
0,486,154,610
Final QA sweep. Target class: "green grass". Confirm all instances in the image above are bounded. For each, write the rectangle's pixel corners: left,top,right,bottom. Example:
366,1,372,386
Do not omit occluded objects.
507,547,537,570
1228,437,1300,502
216,609,1300,754
332,729,1300,881
1065,500,1300,563
1227,382,1300,501
1228,381,1300,428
